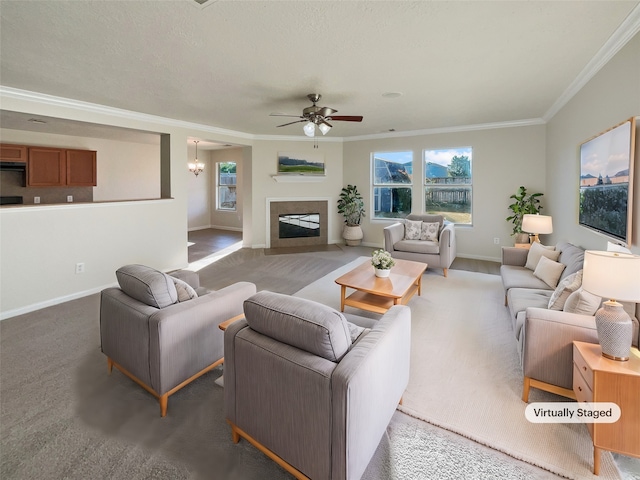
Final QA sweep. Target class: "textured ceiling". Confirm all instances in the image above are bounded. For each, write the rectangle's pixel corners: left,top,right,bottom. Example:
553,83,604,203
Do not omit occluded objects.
0,0,638,140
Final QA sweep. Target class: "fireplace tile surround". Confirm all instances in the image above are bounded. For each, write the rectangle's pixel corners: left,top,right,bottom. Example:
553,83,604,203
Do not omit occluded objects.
269,199,328,248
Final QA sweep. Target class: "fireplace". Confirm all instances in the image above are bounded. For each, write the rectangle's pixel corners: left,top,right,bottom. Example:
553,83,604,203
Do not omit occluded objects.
269,200,328,248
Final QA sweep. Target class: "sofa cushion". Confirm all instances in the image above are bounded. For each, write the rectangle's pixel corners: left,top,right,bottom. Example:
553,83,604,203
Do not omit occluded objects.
548,270,582,310
404,219,422,240
116,264,178,309
563,288,601,315
394,239,440,255
533,256,566,288
420,222,440,242
243,291,352,362
556,241,585,281
508,288,552,322
170,276,199,302
525,242,560,271
500,265,552,292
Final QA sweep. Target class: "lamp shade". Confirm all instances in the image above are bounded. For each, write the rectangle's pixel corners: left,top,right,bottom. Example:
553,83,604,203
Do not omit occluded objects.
318,123,331,135
303,121,315,137
582,251,640,302
521,214,553,234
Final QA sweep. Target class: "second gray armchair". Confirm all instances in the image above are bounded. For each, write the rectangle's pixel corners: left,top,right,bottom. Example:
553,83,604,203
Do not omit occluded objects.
224,291,411,480
384,213,456,277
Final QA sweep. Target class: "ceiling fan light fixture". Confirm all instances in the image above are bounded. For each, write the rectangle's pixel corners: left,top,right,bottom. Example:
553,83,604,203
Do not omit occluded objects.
318,123,331,135
303,121,315,137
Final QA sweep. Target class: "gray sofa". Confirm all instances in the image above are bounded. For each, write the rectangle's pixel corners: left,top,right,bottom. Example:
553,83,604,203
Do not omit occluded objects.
383,213,456,277
100,264,256,416
224,291,411,480
501,242,639,401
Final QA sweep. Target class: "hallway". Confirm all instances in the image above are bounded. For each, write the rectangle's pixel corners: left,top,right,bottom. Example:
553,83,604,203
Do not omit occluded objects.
187,228,242,263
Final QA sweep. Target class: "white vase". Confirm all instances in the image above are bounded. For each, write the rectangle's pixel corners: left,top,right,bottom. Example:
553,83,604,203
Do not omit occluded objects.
375,268,391,278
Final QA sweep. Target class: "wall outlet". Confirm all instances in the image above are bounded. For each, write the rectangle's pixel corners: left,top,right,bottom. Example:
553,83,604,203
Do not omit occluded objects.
493,237,500,245
67,195,73,203
34,196,40,204
75,263,85,274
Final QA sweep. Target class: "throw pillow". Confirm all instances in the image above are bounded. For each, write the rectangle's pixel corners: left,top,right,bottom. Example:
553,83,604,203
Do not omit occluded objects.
548,270,583,310
171,276,198,302
533,255,566,288
115,264,178,309
525,242,560,271
563,288,602,315
420,222,439,242
404,219,422,240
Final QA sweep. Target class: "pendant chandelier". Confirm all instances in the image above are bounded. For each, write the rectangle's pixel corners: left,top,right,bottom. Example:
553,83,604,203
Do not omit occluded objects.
188,140,205,177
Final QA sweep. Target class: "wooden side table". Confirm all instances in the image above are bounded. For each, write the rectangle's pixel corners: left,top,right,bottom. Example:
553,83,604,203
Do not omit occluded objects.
572,341,640,475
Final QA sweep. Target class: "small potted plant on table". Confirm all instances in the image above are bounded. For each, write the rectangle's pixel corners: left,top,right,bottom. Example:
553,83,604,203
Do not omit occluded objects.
371,249,395,277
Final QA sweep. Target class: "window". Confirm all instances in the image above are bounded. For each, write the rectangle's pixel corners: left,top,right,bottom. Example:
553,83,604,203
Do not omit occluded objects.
372,151,412,219
424,147,472,224
217,162,236,210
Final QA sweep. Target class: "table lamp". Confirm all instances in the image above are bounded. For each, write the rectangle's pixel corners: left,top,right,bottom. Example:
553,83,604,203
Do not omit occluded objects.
521,214,553,243
582,250,640,361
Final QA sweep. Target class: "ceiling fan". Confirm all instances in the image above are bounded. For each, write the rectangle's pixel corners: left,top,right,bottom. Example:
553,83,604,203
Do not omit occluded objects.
270,94,363,137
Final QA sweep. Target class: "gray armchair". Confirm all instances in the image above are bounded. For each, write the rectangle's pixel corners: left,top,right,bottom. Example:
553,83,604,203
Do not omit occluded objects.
384,213,456,277
100,264,256,417
224,291,411,480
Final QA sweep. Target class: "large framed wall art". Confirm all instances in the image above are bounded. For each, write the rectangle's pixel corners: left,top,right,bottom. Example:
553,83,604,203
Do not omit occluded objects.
579,117,636,246
277,152,325,175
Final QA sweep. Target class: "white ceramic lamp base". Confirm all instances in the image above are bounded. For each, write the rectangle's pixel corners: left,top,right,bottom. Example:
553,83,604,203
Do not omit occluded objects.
595,301,633,361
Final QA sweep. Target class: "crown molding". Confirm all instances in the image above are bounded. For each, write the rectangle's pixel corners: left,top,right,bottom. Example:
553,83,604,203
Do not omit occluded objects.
0,86,254,140
543,4,640,122
343,118,546,142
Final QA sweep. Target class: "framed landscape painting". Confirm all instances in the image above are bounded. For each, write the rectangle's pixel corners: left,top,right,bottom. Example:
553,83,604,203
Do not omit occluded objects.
277,152,325,175
579,117,635,246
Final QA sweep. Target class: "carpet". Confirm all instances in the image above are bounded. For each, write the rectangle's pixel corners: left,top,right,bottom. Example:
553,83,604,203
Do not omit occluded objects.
295,257,632,480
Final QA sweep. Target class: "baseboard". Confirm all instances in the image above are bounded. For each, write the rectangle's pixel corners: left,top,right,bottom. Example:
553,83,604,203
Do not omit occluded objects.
188,225,243,232
0,283,114,321
456,253,501,263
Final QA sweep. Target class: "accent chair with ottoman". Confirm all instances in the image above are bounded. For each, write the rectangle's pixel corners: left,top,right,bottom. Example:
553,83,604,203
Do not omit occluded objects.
99,264,256,417
224,291,411,480
383,213,456,277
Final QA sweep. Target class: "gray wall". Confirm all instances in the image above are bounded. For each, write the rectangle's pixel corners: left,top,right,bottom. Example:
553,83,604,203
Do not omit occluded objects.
545,32,640,254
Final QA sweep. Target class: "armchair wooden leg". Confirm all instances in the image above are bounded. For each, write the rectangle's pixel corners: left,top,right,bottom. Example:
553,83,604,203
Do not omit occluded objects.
443,268,448,277
522,376,531,402
107,357,113,374
159,394,168,418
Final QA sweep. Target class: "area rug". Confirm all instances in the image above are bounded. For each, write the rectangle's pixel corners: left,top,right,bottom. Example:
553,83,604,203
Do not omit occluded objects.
294,257,628,480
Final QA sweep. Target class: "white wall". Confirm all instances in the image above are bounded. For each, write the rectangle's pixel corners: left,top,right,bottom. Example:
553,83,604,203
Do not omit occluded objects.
0,89,250,319
343,124,547,261
187,146,211,230
249,139,344,247
0,128,160,201
546,32,640,255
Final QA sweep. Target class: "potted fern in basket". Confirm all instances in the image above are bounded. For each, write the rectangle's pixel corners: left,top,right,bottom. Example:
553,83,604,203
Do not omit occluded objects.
337,184,366,246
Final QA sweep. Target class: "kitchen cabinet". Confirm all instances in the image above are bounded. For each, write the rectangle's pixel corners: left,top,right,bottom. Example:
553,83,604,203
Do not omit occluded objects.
66,149,97,186
27,147,97,187
0,144,28,163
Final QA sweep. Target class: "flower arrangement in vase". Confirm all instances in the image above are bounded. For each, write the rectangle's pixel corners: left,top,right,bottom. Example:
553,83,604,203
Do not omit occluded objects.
371,249,395,277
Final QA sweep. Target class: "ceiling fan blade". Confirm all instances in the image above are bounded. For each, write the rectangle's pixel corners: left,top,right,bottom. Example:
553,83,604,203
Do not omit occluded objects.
317,107,337,117
328,115,363,122
276,119,307,127
270,113,303,118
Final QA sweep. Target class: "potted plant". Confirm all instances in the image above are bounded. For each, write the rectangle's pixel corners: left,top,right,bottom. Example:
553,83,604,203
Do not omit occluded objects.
337,184,365,246
506,186,544,244
371,249,395,277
